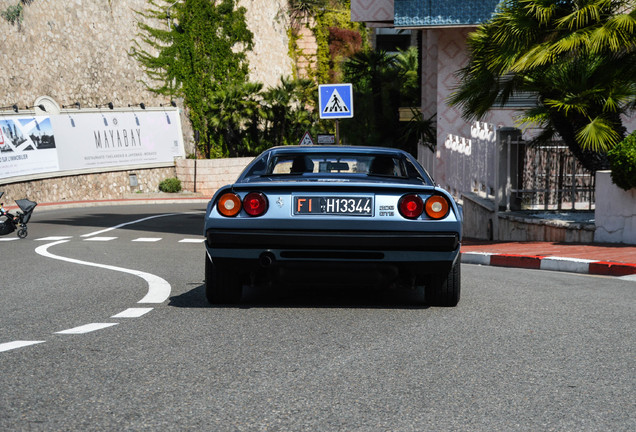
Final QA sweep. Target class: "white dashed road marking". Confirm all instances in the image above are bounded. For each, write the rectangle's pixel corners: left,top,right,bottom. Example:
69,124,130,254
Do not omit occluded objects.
84,236,118,242
55,323,119,335
111,308,154,318
179,238,205,243
35,236,73,241
0,340,46,352
0,238,19,242
132,237,162,242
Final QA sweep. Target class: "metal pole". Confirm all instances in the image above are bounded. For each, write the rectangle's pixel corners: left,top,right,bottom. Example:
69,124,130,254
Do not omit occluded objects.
335,120,340,145
493,138,500,240
193,130,199,193
506,135,511,211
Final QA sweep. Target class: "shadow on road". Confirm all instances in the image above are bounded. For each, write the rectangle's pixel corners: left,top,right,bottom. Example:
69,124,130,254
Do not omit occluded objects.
36,205,206,236
169,283,429,310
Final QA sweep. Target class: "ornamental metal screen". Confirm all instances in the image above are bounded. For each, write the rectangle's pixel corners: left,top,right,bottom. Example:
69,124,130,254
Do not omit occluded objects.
518,142,595,211
418,125,595,211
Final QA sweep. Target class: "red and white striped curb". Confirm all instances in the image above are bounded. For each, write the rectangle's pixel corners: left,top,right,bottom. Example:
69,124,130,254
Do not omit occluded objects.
461,252,636,277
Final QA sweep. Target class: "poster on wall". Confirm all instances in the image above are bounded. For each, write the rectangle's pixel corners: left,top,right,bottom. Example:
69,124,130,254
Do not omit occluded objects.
0,109,184,181
0,116,60,179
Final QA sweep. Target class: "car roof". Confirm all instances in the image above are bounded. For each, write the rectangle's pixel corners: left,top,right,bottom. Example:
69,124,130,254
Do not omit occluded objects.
262,145,412,157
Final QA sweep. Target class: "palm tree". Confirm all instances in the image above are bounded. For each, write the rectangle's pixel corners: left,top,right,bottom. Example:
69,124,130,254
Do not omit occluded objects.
260,76,317,147
449,0,636,172
207,82,263,157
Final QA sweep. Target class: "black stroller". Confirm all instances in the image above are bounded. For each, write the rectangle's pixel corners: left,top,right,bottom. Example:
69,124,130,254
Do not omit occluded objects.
0,191,37,239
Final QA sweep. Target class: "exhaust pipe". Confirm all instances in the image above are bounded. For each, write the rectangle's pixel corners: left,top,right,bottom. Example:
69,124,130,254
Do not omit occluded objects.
259,251,276,268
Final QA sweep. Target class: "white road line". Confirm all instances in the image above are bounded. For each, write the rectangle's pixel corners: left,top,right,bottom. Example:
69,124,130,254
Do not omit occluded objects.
0,340,46,352
80,213,178,238
35,240,171,303
84,236,118,242
111,308,153,318
179,238,205,243
35,236,73,241
55,323,118,335
132,237,162,242
0,238,19,242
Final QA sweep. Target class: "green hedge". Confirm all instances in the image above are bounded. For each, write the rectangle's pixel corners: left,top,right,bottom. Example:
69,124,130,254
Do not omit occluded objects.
608,131,636,191
158,178,182,193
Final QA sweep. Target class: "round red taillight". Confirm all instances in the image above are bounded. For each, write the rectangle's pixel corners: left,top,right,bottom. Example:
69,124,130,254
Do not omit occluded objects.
398,194,424,219
243,192,268,217
425,195,450,219
217,193,241,217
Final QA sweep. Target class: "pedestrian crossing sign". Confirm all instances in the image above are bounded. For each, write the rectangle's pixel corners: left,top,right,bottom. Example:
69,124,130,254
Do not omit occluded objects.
319,84,353,119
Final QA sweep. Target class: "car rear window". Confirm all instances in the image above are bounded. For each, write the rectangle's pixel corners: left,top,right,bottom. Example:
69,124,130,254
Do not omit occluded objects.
267,153,407,177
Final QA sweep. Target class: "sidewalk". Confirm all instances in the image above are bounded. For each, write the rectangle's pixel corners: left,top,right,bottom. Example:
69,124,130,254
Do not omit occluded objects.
461,239,636,277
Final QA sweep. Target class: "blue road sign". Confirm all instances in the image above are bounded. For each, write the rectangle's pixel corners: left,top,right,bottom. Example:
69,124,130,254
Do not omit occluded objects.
319,84,354,119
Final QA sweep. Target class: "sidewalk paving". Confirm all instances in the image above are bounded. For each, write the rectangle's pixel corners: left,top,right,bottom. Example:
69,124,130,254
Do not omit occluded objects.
461,239,636,277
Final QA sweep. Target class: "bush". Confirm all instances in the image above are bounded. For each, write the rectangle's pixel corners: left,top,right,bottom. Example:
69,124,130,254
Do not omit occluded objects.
608,131,636,191
158,177,182,193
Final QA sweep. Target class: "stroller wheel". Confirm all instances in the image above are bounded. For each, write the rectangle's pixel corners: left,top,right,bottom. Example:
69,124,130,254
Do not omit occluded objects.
17,228,27,239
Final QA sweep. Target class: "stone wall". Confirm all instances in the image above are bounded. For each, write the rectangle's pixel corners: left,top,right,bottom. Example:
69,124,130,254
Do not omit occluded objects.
594,171,636,244
462,192,596,243
0,166,176,205
0,0,292,154
176,157,254,195
0,157,255,206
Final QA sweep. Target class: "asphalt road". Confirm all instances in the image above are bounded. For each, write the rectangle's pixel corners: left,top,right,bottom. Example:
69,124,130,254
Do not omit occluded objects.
0,204,634,431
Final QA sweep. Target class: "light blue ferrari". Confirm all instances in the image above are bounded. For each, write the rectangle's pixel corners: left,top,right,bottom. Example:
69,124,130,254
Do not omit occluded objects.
204,146,462,306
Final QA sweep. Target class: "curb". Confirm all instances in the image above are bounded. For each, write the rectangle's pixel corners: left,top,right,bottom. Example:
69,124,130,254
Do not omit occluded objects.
461,252,636,277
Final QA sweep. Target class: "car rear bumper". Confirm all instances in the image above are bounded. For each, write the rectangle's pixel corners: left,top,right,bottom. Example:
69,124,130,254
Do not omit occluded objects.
206,229,460,252
205,229,460,278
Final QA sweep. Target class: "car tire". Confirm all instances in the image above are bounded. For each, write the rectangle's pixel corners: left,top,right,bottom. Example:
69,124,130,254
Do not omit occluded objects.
425,260,460,307
205,253,242,304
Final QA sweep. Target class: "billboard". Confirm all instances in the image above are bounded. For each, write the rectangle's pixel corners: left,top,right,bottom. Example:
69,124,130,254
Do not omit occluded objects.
0,109,184,181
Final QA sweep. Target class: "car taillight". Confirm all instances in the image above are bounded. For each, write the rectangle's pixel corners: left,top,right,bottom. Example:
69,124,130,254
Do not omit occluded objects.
243,192,268,217
398,194,424,219
217,193,241,217
425,195,450,219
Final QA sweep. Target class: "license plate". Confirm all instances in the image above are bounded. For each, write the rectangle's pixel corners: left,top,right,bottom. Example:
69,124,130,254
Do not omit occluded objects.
294,196,373,216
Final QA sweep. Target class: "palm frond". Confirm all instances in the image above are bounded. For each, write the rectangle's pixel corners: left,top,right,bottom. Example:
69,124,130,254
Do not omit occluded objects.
575,116,621,151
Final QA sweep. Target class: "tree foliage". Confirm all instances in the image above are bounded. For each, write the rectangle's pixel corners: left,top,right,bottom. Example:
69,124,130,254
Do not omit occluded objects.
449,0,636,172
341,47,433,155
131,0,253,158
608,130,636,190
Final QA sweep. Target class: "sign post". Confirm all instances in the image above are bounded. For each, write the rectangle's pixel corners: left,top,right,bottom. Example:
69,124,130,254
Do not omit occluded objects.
318,84,354,145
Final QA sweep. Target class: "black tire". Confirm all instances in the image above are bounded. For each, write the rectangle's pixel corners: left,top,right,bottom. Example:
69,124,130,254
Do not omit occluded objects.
17,228,27,239
205,253,242,304
425,260,460,307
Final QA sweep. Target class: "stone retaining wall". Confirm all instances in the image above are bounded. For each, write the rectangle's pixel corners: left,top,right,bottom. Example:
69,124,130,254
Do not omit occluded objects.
0,0,292,155
462,192,596,243
0,157,255,206
176,157,254,195
1,166,176,205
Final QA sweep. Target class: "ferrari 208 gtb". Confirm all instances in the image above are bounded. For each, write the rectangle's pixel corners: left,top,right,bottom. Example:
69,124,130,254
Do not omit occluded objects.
203,145,462,306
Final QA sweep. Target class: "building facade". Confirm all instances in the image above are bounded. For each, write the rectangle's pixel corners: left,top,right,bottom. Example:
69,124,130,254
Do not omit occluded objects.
352,0,635,203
